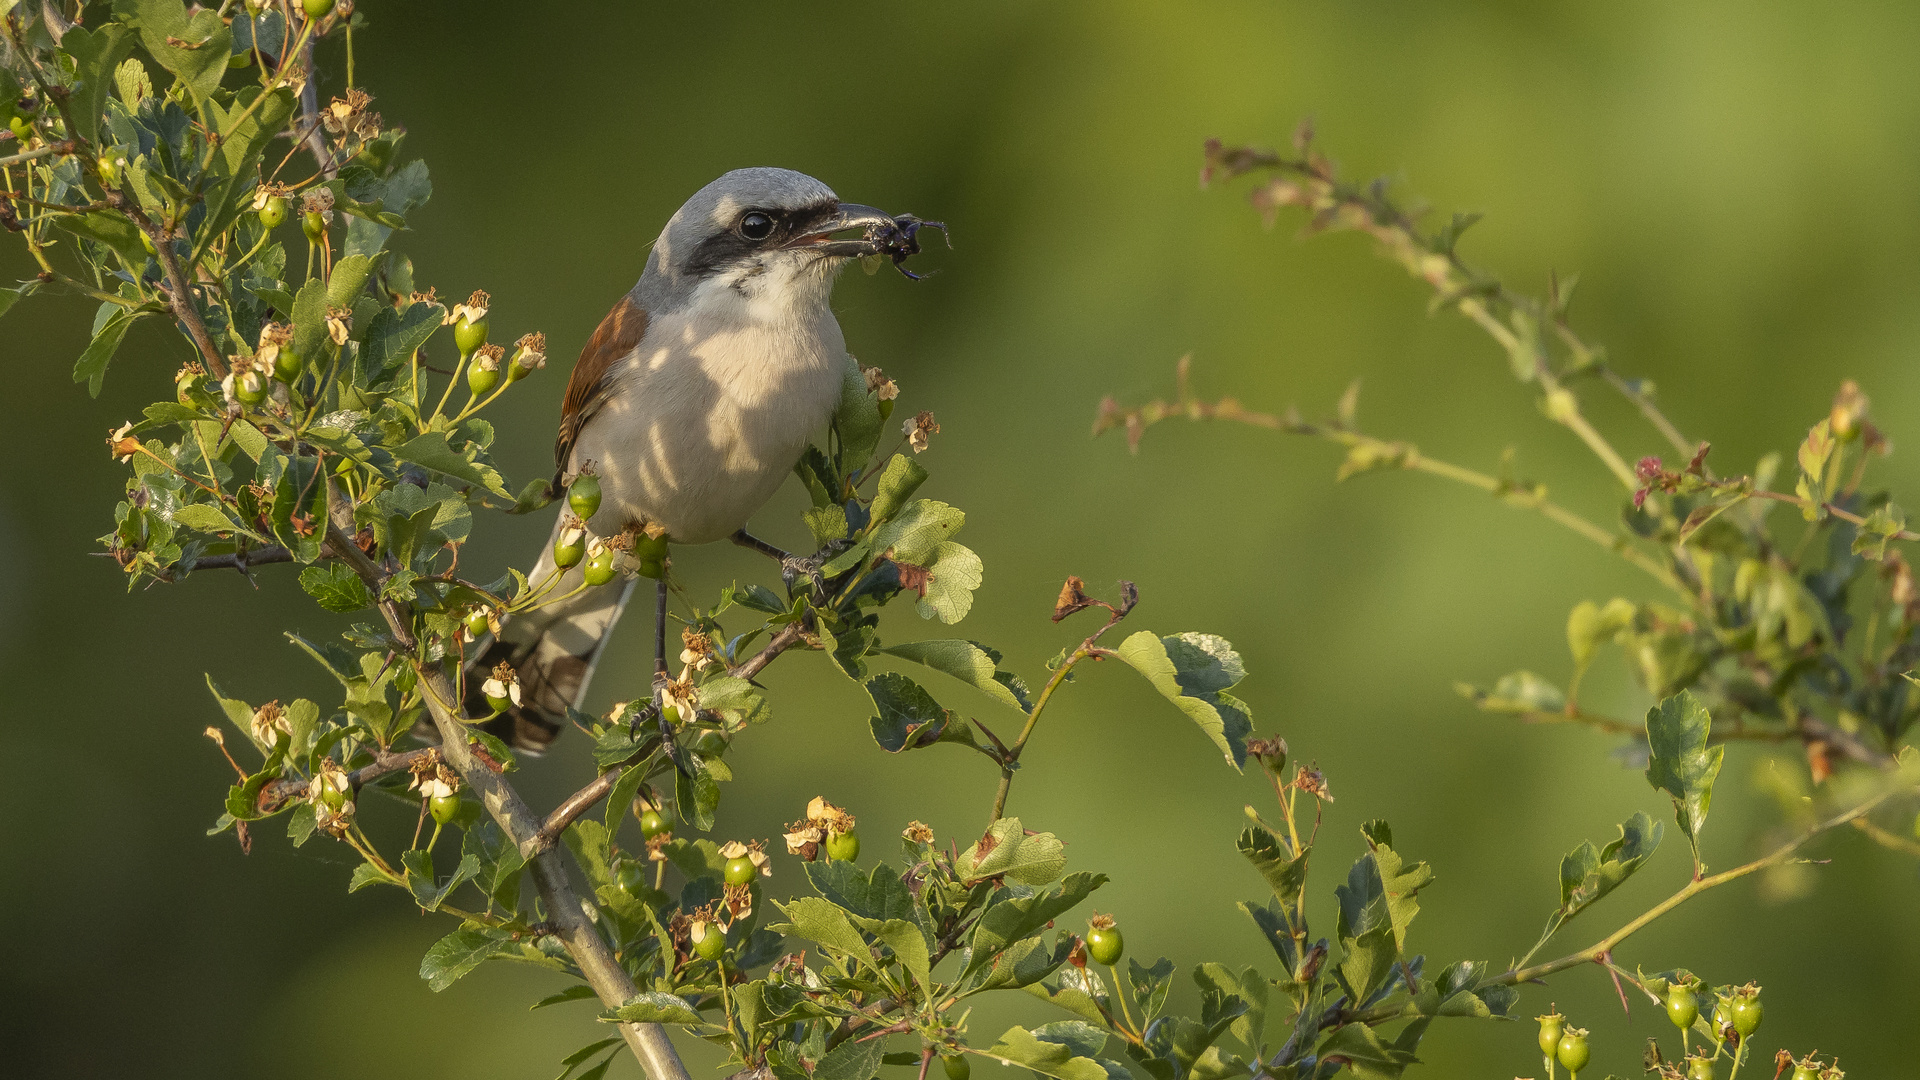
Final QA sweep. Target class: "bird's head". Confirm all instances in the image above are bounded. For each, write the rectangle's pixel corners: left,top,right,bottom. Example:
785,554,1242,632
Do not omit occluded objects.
643,167,905,315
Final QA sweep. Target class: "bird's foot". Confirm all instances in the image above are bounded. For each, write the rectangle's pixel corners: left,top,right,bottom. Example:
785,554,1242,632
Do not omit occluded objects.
626,674,695,775
781,540,851,599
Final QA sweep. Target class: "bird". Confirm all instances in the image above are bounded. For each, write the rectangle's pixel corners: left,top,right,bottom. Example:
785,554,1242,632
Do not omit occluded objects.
460,167,918,752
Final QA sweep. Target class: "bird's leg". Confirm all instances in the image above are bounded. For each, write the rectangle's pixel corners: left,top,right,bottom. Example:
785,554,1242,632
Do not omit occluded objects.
630,575,693,774
731,528,837,596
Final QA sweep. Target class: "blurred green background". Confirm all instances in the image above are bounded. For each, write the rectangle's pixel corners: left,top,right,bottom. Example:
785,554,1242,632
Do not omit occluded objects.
6,1,1920,1076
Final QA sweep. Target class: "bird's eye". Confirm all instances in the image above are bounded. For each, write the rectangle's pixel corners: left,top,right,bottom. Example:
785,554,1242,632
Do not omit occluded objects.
739,212,775,241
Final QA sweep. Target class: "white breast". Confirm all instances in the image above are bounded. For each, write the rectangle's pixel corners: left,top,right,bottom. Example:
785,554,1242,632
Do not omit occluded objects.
568,280,846,544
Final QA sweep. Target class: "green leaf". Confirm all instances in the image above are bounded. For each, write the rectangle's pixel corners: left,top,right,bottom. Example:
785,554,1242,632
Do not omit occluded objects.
206,675,262,749
1644,690,1723,860
0,285,21,321
359,300,444,381
171,501,258,538
804,504,849,547
54,212,149,268
697,676,771,725
403,849,481,912
61,22,137,143
299,563,374,612
1127,956,1176,1021
864,672,956,752
1113,631,1253,767
1554,811,1663,923
804,860,919,923
872,499,965,566
1566,598,1636,672
869,454,928,522
814,1033,886,1080
1237,825,1308,903
771,896,872,959
984,1026,1127,1080
1333,854,1397,1003
393,431,511,496
420,927,510,991
1455,670,1567,715
916,541,983,624
326,254,377,309
1852,503,1907,561
833,356,884,477
200,87,295,244
555,1038,624,1080
965,871,1106,969
605,991,704,1026
958,817,1067,886
345,159,432,258
129,0,232,103
673,759,722,831
348,862,401,892
880,639,1030,711
1313,1021,1418,1080
1361,821,1433,952
72,307,142,397
290,278,331,363
532,985,599,1010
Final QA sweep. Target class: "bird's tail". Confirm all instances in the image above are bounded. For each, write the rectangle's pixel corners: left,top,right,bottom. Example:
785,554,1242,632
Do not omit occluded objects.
455,509,635,752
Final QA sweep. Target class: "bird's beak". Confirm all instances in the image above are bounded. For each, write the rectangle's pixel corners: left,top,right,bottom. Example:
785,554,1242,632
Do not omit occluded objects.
788,202,900,257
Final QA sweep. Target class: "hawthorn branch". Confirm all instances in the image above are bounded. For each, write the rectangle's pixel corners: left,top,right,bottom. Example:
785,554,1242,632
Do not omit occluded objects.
533,619,811,850
318,505,689,1080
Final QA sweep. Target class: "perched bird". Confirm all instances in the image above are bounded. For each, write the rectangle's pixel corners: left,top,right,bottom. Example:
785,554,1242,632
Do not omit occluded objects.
463,168,918,751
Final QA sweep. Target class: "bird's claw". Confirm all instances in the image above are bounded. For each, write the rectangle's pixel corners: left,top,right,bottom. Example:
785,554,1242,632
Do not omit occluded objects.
628,675,696,775
780,541,849,599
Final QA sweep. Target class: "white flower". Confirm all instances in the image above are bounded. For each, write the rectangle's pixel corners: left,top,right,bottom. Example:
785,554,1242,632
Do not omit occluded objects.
481,675,522,708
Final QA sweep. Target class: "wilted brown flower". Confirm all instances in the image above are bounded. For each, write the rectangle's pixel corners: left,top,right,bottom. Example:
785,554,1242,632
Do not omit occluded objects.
903,410,939,453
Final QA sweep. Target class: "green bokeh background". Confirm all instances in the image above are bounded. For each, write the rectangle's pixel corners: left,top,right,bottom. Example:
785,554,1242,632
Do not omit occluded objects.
6,2,1919,1076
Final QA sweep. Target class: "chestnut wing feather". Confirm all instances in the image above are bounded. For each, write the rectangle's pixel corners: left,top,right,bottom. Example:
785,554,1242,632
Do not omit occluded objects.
555,294,649,479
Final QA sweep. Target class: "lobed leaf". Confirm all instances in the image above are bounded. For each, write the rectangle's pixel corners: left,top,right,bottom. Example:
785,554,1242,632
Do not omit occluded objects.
1644,690,1723,859
1114,631,1253,767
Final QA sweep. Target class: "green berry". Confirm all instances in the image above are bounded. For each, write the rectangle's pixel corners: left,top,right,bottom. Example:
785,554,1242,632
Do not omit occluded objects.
301,0,335,18
637,808,670,839
942,1055,969,1080
637,555,665,580
453,313,489,357
463,607,490,639
582,544,618,587
825,828,860,863
691,921,725,962
553,529,586,569
272,347,304,382
1665,983,1699,1031
259,195,287,229
614,859,650,897
467,357,499,397
569,472,603,520
724,855,757,886
1555,1028,1590,1075
634,531,669,560
1536,1011,1564,1058
1687,1055,1715,1080
302,209,326,242
429,792,459,825
1791,1065,1817,1080
1085,919,1123,966
1730,990,1762,1038
232,369,268,404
